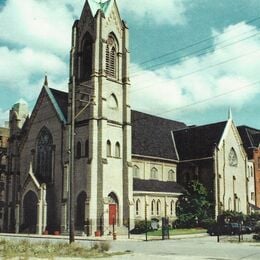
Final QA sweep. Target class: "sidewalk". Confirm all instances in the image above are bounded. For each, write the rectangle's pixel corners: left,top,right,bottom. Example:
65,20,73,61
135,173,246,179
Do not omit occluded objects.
0,232,208,242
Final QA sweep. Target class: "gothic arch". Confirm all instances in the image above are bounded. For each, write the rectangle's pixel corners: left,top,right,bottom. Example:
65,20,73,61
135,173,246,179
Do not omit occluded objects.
133,165,140,178
80,32,93,81
151,199,156,215
135,199,141,216
76,191,87,230
36,127,53,183
108,192,119,225
108,93,118,109
23,190,38,233
105,33,119,78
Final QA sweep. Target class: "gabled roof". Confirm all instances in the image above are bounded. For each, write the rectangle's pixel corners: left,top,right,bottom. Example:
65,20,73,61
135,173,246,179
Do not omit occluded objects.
173,121,227,161
133,178,185,194
131,110,187,160
45,86,67,123
49,88,68,121
238,125,260,159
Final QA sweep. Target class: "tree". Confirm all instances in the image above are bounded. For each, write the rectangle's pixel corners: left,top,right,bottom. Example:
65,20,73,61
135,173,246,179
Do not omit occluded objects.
176,180,213,228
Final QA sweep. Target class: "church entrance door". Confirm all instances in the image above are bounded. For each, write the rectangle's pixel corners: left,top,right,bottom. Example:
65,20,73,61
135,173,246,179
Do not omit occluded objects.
23,191,38,233
109,204,117,225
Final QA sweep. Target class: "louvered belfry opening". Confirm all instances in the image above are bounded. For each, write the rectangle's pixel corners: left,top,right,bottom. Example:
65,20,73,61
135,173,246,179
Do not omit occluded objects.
105,34,117,78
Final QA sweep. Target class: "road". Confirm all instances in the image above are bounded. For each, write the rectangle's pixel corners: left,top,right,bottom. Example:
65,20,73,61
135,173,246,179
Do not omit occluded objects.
108,235,260,260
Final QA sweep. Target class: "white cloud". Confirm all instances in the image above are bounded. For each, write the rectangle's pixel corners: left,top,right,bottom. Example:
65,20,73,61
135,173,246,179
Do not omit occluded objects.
0,0,84,55
130,23,260,116
118,0,188,26
0,108,9,127
0,46,68,100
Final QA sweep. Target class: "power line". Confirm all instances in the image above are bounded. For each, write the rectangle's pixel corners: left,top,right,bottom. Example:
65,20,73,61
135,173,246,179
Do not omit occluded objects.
133,80,260,122
130,15,260,69
131,29,260,77
130,47,260,94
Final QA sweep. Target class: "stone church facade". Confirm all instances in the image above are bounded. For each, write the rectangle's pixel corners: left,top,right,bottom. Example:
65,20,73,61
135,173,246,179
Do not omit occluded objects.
4,0,254,235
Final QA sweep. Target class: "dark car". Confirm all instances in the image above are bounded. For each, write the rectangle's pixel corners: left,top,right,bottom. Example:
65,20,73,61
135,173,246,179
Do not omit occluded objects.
207,223,241,236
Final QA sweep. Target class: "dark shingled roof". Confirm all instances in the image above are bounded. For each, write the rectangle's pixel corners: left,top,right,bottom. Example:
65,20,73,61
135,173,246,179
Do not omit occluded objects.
173,121,227,161
238,126,260,159
131,110,187,160
133,178,185,193
49,88,68,120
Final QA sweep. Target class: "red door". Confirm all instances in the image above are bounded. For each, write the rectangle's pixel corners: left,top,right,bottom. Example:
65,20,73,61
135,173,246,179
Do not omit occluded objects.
109,204,117,225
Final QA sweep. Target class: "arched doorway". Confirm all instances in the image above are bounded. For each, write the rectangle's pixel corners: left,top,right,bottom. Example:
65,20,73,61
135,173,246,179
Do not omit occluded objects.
46,187,57,233
23,191,38,233
76,191,87,230
108,192,118,226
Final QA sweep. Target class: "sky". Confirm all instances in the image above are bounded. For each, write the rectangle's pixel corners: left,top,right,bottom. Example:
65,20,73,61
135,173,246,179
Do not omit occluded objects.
0,0,260,129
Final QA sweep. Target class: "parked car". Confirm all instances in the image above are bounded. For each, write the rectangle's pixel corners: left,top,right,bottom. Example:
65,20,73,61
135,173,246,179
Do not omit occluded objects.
207,223,241,236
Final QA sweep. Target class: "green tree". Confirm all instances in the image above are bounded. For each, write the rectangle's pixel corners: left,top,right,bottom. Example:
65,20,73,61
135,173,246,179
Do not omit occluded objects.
176,180,213,228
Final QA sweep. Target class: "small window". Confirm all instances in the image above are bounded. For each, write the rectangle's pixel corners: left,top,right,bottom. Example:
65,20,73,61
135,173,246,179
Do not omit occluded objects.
76,141,81,158
85,140,89,157
151,200,155,216
151,167,158,179
115,142,120,158
228,198,232,211
251,192,255,201
133,165,140,178
156,200,161,216
107,140,111,157
228,148,238,167
251,166,254,177
168,170,175,181
136,199,140,216
170,200,175,216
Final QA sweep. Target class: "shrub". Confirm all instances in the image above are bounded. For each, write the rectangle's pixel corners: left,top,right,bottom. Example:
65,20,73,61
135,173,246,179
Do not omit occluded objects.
200,218,216,229
100,242,110,252
253,234,260,241
130,220,152,234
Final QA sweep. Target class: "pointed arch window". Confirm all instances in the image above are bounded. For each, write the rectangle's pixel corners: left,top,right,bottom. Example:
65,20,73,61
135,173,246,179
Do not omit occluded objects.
81,32,93,81
115,142,120,158
228,148,238,167
133,165,140,178
151,167,158,179
105,34,118,78
228,198,232,210
76,141,82,158
135,199,141,216
168,170,175,181
156,200,161,216
36,127,53,183
170,200,175,216
107,140,112,157
151,200,155,216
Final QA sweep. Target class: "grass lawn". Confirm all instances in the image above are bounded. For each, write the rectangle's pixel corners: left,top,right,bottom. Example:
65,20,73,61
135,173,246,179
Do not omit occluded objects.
147,228,207,236
0,239,125,258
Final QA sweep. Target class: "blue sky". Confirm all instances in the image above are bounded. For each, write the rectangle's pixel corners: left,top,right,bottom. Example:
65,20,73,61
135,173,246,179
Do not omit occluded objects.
0,0,260,129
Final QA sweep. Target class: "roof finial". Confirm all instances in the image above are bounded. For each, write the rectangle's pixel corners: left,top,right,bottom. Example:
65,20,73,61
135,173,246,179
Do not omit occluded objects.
228,107,233,120
44,73,48,86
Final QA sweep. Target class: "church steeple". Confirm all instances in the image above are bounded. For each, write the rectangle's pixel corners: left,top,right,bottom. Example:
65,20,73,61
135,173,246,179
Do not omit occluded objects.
228,107,233,120
43,73,48,87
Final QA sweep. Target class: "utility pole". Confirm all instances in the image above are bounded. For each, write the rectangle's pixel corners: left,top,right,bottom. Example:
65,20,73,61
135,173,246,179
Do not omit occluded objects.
69,76,94,244
69,76,76,244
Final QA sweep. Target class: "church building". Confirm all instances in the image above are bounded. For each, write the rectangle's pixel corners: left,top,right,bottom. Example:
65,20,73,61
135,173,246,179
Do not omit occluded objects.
4,0,252,236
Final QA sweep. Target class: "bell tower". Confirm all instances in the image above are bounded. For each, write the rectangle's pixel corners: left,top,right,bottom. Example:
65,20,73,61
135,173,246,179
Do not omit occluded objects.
68,0,133,235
